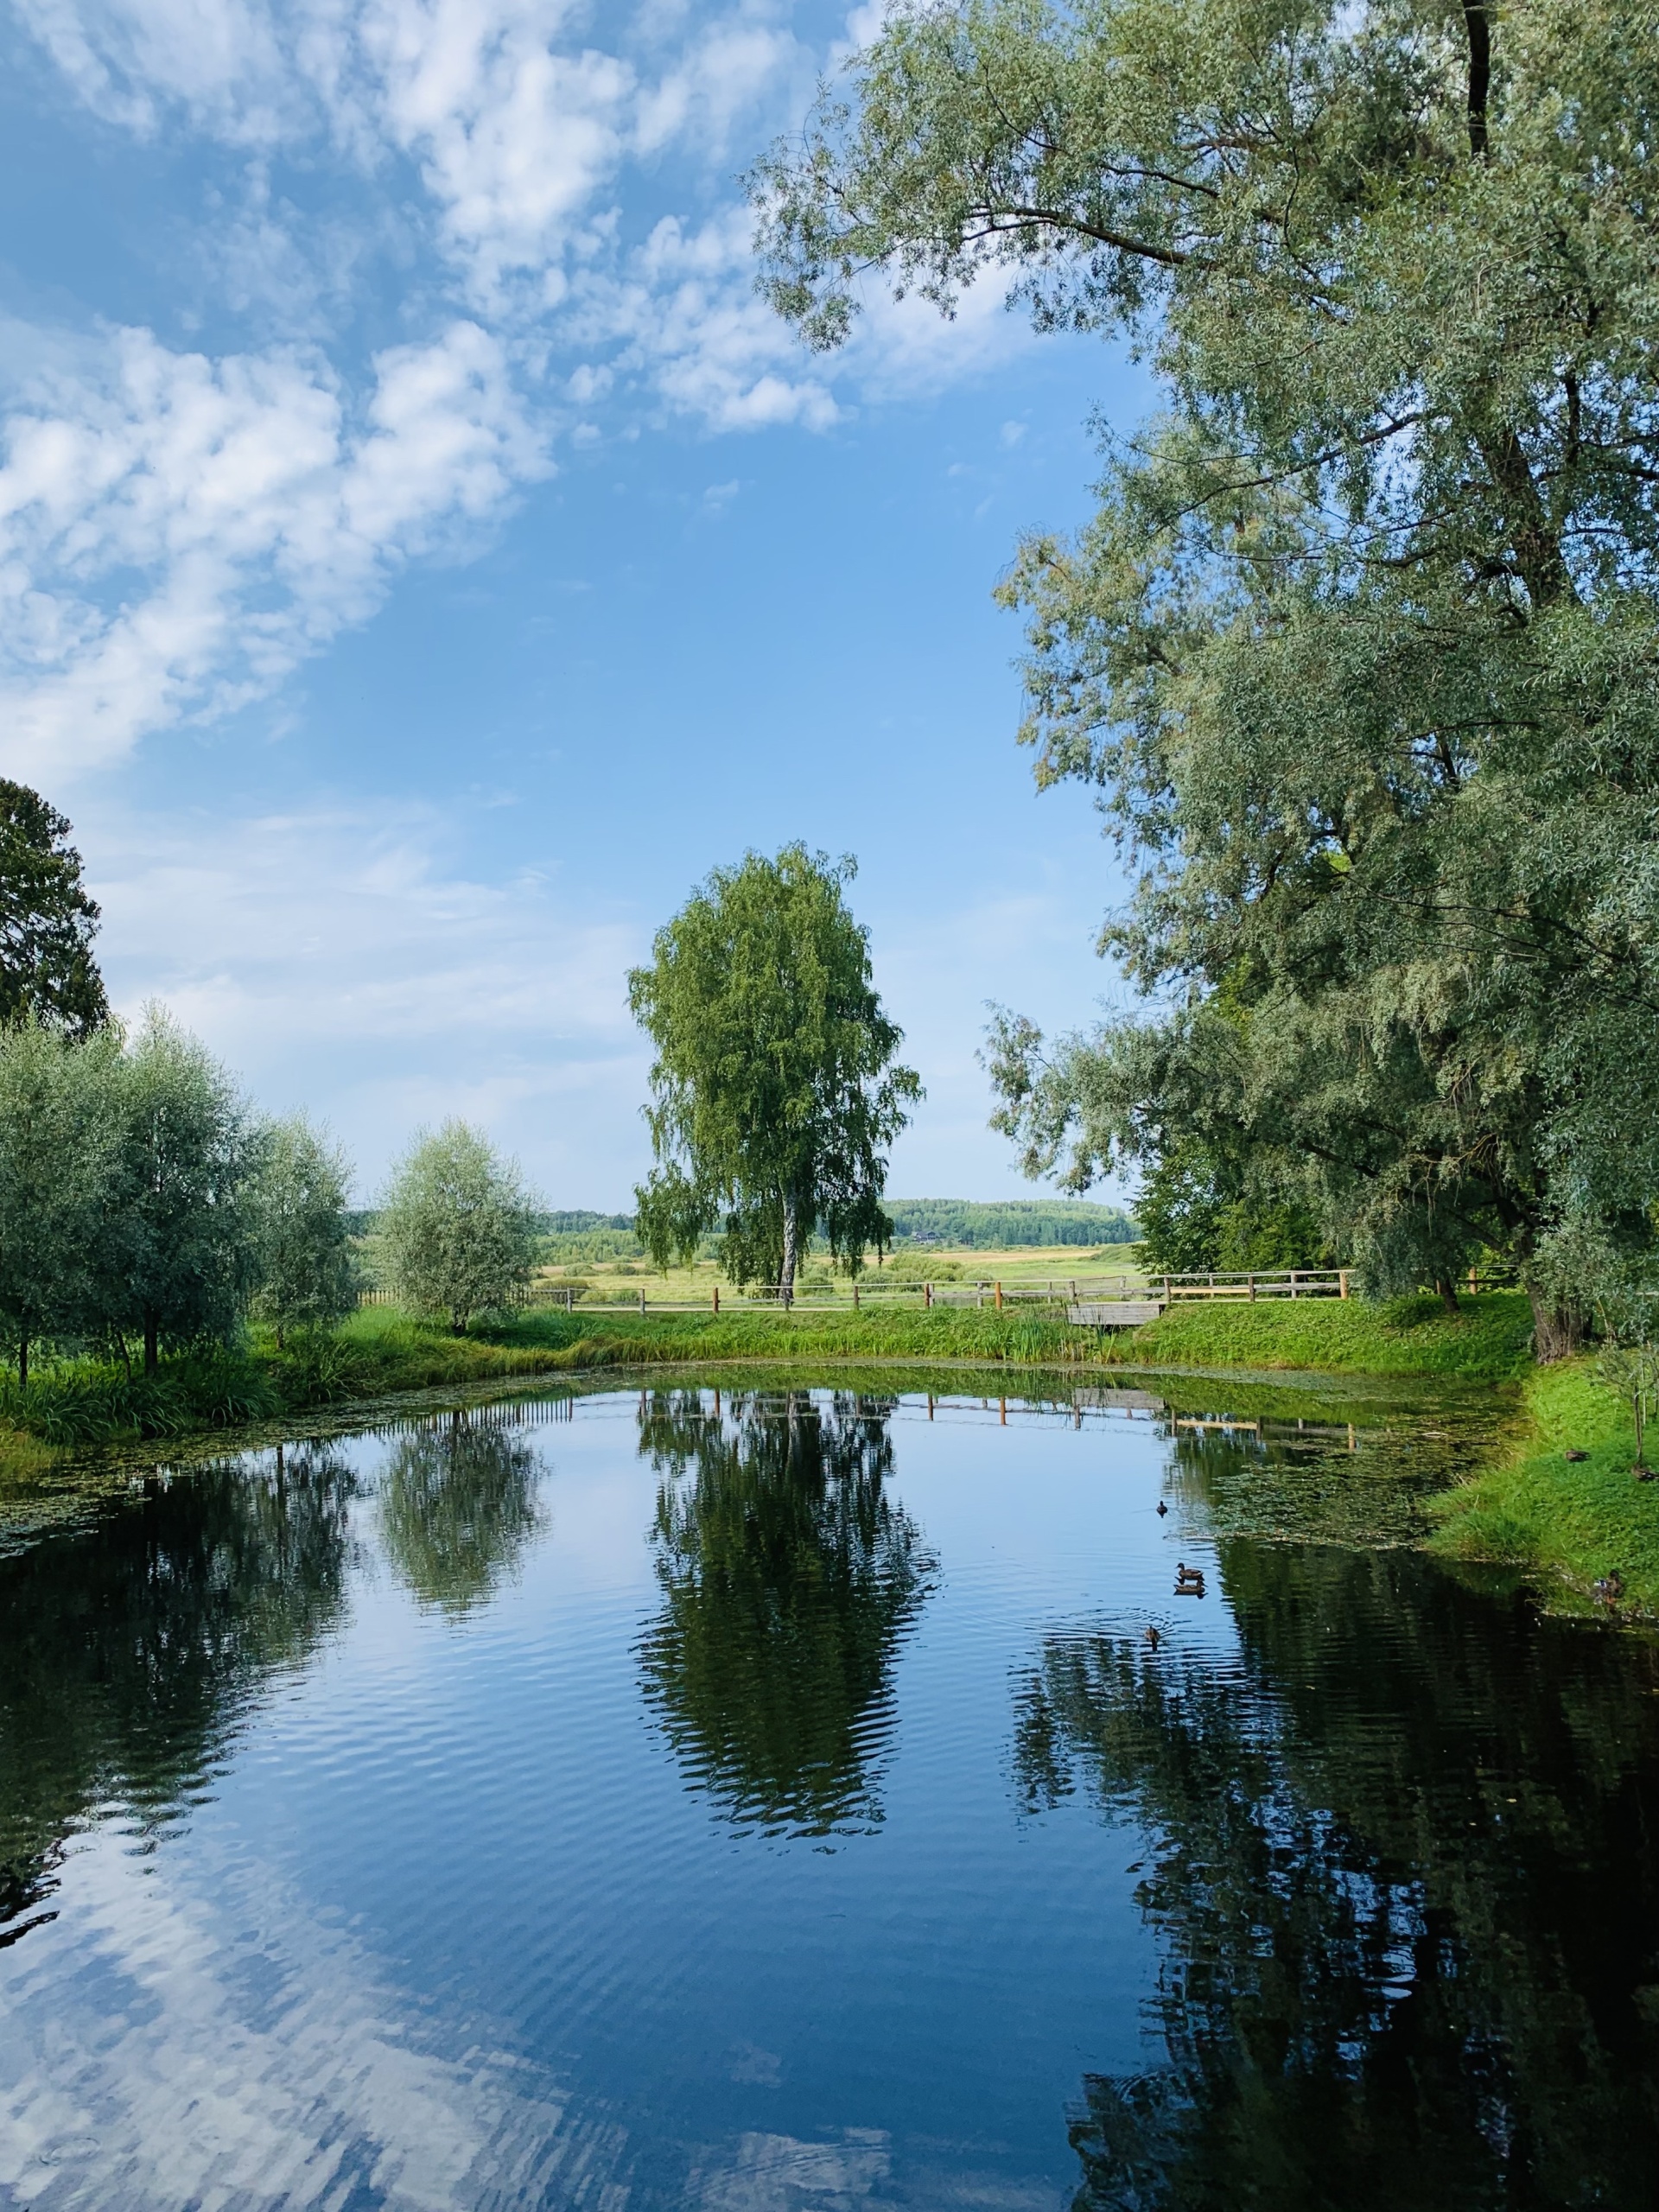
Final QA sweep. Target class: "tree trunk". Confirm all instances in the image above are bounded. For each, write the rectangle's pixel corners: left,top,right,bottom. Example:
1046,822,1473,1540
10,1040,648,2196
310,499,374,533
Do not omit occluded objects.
143,1309,159,1375
1528,1285,1583,1364
1435,1276,1461,1316
780,1193,799,1309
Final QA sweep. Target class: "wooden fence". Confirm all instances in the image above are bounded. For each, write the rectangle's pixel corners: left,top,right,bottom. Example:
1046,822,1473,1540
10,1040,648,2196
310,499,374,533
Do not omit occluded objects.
359,1263,1514,1319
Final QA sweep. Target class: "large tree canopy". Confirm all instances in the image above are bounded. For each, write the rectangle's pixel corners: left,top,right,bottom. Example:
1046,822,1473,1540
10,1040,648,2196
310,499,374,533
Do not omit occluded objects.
629,846,920,1296
753,0,1659,1351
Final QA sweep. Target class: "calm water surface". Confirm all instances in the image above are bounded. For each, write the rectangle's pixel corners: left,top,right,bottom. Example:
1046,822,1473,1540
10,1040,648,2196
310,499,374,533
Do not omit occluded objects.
3,1380,1658,2209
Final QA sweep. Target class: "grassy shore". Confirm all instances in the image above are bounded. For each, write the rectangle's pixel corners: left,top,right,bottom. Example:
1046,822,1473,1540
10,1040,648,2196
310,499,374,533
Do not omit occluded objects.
471,1288,1538,1379
0,1289,1537,1459
7,1287,1656,1620
1110,1290,1537,1380
1429,1357,1659,1611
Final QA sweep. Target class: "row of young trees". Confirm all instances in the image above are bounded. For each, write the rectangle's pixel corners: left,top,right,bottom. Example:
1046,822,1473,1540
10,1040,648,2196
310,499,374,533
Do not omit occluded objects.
0,768,544,1378
0,1015,541,1380
0,1012,351,1380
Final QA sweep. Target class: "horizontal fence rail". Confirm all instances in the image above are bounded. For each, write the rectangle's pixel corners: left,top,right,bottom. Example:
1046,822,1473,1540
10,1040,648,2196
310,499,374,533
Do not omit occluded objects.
359,1264,1516,1319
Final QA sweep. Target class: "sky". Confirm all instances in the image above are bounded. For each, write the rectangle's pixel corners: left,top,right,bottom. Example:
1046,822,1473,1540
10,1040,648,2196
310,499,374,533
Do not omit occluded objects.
0,0,1153,1208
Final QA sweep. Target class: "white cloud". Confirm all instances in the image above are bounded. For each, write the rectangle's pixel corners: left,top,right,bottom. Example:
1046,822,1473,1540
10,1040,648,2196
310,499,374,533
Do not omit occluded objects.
584,209,838,432
844,267,1033,401
0,0,1036,778
0,320,547,777
633,17,804,158
84,797,650,1198
0,1823,628,2209
359,0,634,301
15,0,298,138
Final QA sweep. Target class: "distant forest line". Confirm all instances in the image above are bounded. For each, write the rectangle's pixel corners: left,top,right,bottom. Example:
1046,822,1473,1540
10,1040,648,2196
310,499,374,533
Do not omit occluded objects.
345,1199,1139,1261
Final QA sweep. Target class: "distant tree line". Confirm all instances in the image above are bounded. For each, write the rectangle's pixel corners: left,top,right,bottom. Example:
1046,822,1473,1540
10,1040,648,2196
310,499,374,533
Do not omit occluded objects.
882,1199,1138,1249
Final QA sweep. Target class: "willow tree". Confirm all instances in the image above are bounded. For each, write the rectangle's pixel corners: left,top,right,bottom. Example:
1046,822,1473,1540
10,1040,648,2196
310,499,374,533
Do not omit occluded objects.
753,0,1659,1353
629,847,920,1299
249,1115,359,1346
102,1011,260,1372
378,1122,537,1333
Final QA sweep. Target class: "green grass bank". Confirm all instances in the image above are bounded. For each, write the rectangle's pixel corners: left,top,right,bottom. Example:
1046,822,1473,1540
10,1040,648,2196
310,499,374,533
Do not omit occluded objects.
1431,1357,1659,1612
474,1288,1537,1382
0,1290,1537,1460
1099,1289,1537,1380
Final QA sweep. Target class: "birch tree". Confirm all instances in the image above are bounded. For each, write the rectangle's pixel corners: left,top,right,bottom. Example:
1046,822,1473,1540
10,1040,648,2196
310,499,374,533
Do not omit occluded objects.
629,848,919,1301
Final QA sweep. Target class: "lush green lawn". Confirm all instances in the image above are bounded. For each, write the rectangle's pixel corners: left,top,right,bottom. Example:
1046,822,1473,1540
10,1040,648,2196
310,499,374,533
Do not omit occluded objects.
0,1290,1540,1456
1429,1357,1659,1611
1111,1291,1537,1381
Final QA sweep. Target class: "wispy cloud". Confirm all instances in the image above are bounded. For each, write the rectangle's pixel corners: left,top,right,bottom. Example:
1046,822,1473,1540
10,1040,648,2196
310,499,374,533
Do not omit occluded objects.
84,795,651,1197
0,0,1044,775
0,320,547,776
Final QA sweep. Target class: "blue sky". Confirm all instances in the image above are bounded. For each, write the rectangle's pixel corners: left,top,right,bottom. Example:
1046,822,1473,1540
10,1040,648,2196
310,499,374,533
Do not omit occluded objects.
0,0,1150,1206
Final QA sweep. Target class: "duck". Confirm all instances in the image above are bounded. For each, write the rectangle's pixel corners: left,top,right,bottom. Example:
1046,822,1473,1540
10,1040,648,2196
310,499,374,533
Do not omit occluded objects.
1174,1561,1206,1597
1143,1625,1163,1650
1594,1570,1624,1605
1565,1449,1588,1464
1156,1501,1169,1518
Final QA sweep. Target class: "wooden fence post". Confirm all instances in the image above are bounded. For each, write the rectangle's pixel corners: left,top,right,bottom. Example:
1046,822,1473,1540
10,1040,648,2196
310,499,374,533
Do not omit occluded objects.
639,1289,646,1315
995,1281,1003,1311
925,1283,932,1310
852,1281,860,1311
1338,1270,1350,1300
1248,1274,1256,1302
712,1284,720,1314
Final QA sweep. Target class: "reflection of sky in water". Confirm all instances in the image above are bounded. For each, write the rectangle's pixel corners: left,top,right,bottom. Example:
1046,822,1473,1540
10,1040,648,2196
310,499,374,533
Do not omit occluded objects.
2,1384,1654,2210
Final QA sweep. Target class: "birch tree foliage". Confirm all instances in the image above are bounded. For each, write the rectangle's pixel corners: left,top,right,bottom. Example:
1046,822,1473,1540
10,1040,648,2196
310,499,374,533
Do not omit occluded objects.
753,0,1659,1351
628,848,920,1295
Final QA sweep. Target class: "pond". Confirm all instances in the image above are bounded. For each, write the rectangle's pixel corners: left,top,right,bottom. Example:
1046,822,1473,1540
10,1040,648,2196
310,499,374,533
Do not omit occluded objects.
2,1376,1657,2209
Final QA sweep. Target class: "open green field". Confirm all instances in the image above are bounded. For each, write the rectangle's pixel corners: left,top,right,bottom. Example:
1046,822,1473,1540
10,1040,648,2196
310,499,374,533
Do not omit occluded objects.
529,1242,1150,1306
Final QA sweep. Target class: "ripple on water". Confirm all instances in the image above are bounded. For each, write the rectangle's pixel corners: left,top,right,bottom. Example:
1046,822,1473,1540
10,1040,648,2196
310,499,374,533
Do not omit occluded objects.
2,1379,1656,2211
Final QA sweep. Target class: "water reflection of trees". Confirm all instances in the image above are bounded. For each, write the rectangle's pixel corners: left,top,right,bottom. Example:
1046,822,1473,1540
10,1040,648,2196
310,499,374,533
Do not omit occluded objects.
1014,1545,1659,2209
377,1410,545,1616
637,1389,935,1836
0,1444,355,1946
